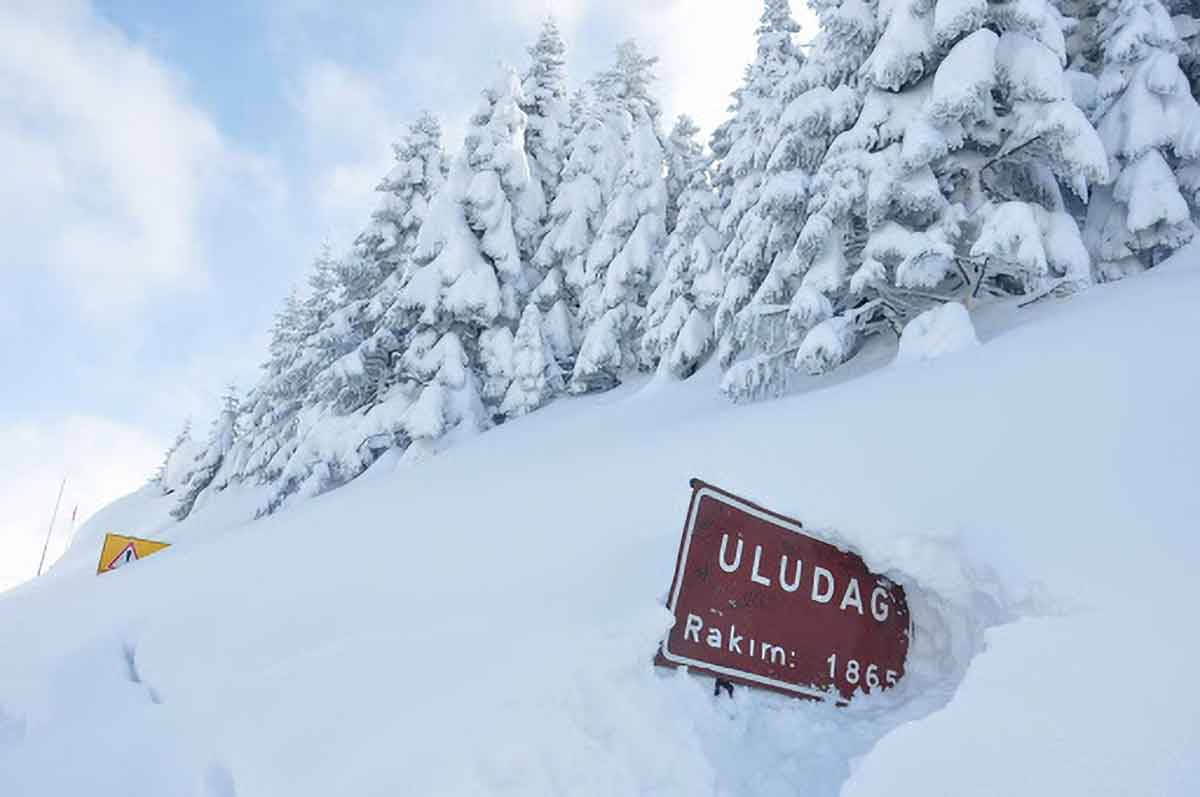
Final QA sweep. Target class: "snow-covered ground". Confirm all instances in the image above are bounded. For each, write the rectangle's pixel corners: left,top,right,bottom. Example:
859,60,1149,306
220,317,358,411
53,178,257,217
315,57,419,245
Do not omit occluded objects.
3,254,1199,796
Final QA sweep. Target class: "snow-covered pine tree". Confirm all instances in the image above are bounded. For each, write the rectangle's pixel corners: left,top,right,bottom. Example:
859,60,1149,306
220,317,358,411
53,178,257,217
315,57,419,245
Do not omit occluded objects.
232,115,454,513
500,304,564,418
225,289,307,492
641,163,725,378
711,0,806,372
724,0,1109,399
519,21,582,377
1066,0,1105,77
254,243,383,510
718,70,866,396
531,89,613,374
317,114,448,419
717,0,887,396
805,0,880,88
570,41,668,393
299,244,342,336
172,390,239,521
154,420,195,495
664,115,706,235
279,244,358,420
1163,0,1200,95
716,0,882,398
562,89,589,158
216,293,297,497
393,64,544,456
522,18,570,212
217,246,356,516
1082,0,1200,277
355,113,447,296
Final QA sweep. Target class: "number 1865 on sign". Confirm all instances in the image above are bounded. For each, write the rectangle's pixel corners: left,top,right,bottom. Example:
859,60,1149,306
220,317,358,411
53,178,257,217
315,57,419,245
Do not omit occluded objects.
827,653,899,691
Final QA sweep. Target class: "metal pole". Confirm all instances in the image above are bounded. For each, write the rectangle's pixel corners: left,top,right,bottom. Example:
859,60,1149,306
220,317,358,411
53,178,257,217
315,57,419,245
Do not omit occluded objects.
65,505,79,548
36,479,66,578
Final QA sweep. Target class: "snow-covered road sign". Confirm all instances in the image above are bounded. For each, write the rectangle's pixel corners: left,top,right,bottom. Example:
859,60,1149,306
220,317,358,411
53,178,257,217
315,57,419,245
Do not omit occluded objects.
656,480,911,702
97,533,171,575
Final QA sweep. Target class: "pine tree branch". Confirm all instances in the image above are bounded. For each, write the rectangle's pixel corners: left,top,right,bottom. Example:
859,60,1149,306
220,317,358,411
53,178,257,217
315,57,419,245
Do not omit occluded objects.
982,133,1046,172
1017,279,1069,309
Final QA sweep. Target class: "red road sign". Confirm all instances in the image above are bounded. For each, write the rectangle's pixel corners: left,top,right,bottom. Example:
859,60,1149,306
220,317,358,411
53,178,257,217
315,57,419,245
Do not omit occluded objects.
656,480,911,702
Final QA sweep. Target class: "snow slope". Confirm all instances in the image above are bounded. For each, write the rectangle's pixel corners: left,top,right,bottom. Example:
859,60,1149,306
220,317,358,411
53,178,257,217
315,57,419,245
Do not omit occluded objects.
2,254,1199,795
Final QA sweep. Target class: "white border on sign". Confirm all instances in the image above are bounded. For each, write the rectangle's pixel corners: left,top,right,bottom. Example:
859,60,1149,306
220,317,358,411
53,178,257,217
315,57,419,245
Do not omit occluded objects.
661,486,833,700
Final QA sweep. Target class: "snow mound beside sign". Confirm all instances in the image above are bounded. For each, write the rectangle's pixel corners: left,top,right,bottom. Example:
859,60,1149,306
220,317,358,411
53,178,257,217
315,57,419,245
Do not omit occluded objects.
897,302,980,364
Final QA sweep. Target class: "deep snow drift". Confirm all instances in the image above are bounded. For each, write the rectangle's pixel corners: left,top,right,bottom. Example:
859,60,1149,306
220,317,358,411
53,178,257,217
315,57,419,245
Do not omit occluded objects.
2,255,1199,796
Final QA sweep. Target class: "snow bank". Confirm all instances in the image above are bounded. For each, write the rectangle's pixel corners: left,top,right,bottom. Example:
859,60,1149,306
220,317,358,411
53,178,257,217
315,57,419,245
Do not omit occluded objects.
2,257,1199,795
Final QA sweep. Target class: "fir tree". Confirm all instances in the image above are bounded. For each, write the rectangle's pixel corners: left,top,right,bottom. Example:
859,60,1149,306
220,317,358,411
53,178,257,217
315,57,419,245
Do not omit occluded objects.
519,20,579,375
234,248,347,492
393,64,543,453
154,420,194,495
642,165,724,378
664,115,706,234
396,329,482,455
1083,0,1200,276
532,89,612,374
320,114,448,418
522,18,570,209
718,78,862,396
501,304,564,417
260,245,370,509
711,0,806,375
571,41,668,393
561,90,589,160
226,291,304,493
172,390,239,521
358,113,447,291
1165,0,1200,95
711,0,865,397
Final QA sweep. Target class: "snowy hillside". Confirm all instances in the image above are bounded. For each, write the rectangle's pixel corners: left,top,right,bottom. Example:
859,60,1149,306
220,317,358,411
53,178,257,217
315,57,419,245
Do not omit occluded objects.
2,255,1198,795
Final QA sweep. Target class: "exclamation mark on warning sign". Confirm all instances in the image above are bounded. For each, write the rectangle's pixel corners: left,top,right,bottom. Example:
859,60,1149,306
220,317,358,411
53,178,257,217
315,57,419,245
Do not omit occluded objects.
106,543,139,571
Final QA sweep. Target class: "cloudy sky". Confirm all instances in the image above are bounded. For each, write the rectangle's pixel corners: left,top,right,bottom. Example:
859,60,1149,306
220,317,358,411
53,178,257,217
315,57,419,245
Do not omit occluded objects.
0,0,818,590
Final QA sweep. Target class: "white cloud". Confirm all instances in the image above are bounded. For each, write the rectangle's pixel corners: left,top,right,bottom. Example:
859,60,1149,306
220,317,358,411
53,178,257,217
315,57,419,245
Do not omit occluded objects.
0,0,275,322
0,414,163,592
639,2,758,135
492,0,589,35
145,331,273,435
292,61,420,246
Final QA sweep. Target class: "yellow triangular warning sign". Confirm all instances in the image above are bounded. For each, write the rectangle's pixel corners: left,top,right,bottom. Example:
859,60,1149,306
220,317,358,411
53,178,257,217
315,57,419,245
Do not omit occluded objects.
97,533,171,575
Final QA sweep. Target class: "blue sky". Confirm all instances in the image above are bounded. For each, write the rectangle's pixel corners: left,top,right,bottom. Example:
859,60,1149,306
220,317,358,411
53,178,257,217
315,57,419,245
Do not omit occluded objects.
0,0,817,588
